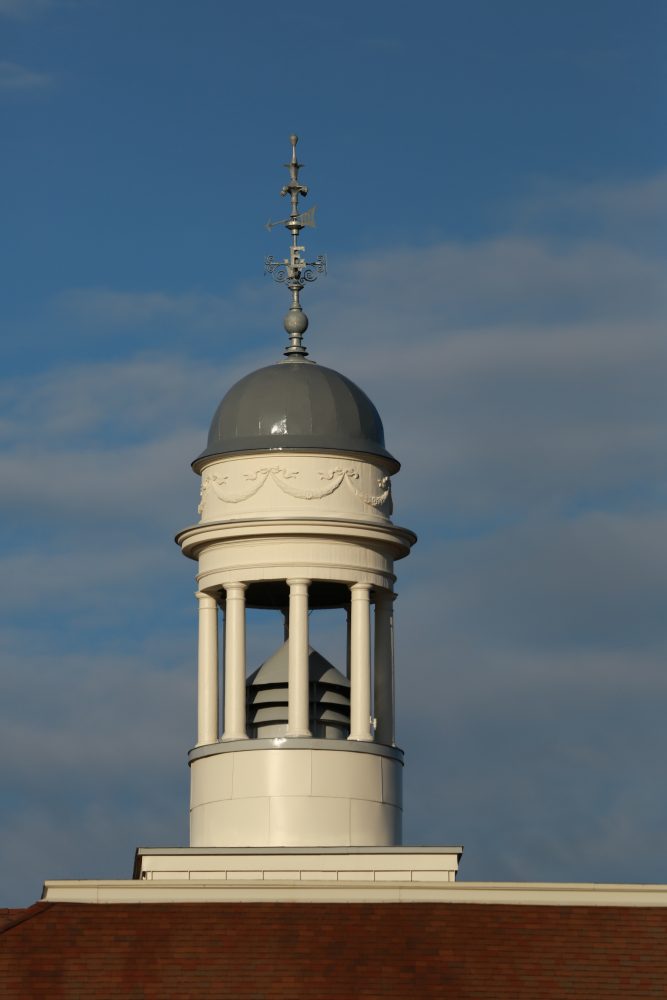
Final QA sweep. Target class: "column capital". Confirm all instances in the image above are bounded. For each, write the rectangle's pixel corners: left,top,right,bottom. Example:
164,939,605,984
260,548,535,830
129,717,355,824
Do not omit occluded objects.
286,577,311,587
350,582,372,597
224,581,247,596
195,590,217,606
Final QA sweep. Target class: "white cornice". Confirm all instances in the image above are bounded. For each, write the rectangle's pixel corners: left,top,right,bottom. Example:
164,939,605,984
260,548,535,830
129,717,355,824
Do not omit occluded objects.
42,879,667,907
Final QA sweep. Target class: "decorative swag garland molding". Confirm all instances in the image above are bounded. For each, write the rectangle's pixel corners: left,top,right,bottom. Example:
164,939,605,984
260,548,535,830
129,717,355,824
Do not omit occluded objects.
198,465,392,513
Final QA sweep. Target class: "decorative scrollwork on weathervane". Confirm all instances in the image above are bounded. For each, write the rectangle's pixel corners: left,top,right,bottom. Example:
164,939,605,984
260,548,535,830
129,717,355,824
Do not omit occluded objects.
264,135,326,357
302,256,327,282
264,256,289,283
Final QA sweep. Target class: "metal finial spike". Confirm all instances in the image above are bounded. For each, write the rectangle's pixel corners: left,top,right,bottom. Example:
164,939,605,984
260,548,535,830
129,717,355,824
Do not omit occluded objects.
265,135,326,359
288,135,300,180
281,133,307,221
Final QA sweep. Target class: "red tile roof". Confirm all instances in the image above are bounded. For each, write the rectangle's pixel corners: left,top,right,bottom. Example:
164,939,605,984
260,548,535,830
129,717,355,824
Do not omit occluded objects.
0,910,29,933
1,900,665,998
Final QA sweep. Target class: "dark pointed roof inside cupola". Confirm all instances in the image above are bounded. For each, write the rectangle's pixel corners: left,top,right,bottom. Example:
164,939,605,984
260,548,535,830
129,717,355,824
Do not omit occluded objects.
193,357,398,472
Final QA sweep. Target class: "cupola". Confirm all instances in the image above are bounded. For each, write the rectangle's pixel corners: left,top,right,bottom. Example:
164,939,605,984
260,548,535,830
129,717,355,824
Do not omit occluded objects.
176,135,416,849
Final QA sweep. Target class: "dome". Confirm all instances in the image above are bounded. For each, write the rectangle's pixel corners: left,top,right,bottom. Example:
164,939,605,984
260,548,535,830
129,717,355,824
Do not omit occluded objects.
194,358,398,471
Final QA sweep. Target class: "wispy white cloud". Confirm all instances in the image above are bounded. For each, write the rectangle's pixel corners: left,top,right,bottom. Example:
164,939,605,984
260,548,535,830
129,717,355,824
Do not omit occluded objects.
0,645,192,902
58,232,665,337
0,355,225,445
398,564,667,882
56,283,274,336
0,644,193,792
401,509,667,666
58,288,229,330
0,59,54,92
308,225,666,521
535,170,667,218
358,319,666,519
319,236,665,335
0,799,188,903
510,171,667,247
0,542,177,615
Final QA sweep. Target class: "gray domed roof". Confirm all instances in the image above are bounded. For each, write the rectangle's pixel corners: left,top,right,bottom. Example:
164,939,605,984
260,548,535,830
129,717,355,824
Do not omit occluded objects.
194,358,398,471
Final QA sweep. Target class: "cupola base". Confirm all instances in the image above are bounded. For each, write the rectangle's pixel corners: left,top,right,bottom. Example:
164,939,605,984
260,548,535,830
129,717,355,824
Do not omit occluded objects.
131,845,461,889
189,740,403,848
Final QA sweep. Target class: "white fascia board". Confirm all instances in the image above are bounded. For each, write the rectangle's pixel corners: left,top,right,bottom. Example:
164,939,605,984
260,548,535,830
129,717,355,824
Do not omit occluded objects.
42,879,667,907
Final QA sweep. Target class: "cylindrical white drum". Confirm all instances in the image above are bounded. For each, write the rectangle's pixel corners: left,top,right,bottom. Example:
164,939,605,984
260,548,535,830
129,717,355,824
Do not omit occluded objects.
189,740,403,848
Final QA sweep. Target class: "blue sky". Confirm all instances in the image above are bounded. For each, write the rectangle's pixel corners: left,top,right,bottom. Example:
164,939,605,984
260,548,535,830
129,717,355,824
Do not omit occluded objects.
1,0,666,904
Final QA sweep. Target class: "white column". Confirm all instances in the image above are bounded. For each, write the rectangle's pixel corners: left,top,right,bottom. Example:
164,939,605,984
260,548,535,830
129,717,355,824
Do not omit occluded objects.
222,582,248,740
287,578,311,737
195,591,219,746
349,582,373,741
374,589,395,746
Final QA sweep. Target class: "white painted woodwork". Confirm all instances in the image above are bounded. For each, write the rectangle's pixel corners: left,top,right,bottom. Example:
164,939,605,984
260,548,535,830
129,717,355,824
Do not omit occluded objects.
286,579,311,737
180,518,412,594
222,582,248,740
349,583,373,742
136,848,460,884
46,879,667,907
189,746,403,847
179,434,415,848
197,453,394,526
195,591,219,746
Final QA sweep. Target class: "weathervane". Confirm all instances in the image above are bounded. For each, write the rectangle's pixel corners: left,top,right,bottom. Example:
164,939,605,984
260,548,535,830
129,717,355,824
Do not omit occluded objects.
265,134,326,357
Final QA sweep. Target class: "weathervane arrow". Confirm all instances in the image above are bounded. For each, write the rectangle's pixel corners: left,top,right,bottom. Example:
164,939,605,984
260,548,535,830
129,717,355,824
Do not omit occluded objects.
266,204,317,233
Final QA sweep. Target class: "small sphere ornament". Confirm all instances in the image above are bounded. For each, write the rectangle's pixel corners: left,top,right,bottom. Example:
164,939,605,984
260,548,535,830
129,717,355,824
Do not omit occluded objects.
284,306,309,336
